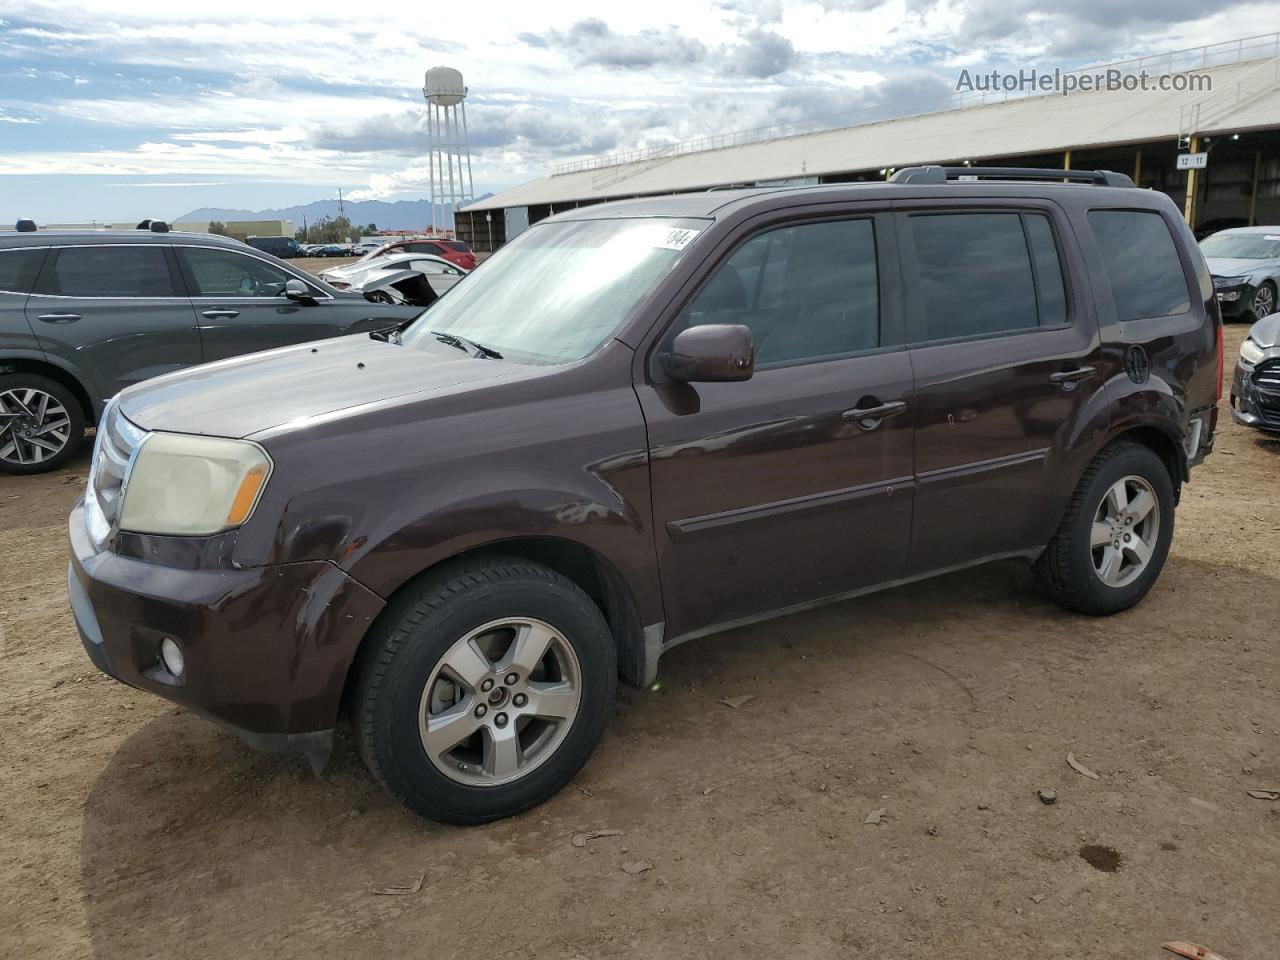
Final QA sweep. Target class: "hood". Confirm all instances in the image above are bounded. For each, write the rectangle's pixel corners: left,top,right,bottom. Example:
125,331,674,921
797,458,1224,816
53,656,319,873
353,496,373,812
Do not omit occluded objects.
117,334,530,439
1249,312,1280,348
1205,257,1275,279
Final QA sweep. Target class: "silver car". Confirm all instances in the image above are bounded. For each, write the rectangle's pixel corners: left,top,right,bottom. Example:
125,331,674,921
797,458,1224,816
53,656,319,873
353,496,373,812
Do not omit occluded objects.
1231,311,1280,433
1200,227,1280,321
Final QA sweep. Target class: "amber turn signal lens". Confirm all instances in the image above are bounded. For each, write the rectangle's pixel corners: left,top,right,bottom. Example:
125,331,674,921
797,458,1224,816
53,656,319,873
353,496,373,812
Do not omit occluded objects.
225,463,269,526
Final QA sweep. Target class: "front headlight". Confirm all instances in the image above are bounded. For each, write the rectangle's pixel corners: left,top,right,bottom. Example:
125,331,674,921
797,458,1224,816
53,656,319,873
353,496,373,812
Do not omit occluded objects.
1213,275,1249,288
1240,337,1266,365
119,433,272,536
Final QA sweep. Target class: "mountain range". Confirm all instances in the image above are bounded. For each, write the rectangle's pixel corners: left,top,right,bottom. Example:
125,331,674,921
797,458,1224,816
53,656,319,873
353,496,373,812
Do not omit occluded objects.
174,194,494,231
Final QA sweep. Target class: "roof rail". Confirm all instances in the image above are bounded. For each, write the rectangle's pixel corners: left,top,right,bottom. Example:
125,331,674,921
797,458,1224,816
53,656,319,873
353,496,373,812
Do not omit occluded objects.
891,165,1135,187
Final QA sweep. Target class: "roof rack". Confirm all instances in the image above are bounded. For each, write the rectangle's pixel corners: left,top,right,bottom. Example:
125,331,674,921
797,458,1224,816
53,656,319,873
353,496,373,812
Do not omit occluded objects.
891,165,1135,188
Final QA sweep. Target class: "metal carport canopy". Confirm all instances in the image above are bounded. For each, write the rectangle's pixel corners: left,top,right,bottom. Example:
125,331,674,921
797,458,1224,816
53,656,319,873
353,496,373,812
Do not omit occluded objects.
462,57,1280,213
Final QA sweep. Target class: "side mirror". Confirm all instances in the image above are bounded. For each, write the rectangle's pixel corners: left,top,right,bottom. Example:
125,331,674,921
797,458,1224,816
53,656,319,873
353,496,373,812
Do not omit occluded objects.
660,324,754,383
284,278,316,303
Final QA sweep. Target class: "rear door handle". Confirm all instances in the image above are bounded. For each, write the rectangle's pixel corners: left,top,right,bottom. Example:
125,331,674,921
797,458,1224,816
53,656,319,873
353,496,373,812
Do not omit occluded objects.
842,400,908,426
200,309,241,320
1050,365,1095,385
36,313,81,324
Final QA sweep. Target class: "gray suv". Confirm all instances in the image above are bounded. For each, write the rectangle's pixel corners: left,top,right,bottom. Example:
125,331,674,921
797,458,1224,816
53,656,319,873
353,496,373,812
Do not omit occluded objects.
0,229,419,473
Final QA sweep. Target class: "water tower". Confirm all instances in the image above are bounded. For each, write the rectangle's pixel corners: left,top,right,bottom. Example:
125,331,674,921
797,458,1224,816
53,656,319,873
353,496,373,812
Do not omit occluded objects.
423,66,475,235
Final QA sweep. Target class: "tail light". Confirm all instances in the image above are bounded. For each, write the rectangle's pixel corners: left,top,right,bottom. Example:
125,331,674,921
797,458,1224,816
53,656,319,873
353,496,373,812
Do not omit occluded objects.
1215,318,1224,403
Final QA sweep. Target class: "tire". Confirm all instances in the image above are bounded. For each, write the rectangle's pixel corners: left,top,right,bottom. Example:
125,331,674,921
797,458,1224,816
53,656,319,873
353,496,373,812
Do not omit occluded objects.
0,373,86,475
352,556,616,825
1252,281,1275,321
1035,442,1176,616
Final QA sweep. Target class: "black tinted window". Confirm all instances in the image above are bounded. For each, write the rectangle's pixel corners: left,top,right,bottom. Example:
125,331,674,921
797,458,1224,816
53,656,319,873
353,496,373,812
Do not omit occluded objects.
49,246,176,297
0,248,47,293
180,248,295,297
909,213,1039,339
681,219,879,365
1088,210,1191,320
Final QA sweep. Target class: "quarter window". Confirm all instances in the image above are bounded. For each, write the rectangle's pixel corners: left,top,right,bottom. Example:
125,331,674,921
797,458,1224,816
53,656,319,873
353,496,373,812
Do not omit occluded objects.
908,212,1067,340
46,246,177,298
0,249,47,294
679,218,880,365
1088,210,1191,321
179,248,298,297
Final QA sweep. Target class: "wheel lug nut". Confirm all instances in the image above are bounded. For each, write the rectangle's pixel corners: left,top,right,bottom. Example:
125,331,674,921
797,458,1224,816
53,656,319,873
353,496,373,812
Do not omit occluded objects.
480,678,494,692
513,693,528,707
504,672,519,686
474,704,487,719
494,712,508,728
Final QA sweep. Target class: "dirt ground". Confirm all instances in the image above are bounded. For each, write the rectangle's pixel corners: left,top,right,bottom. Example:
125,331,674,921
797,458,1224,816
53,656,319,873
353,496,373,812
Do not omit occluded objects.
2,324,1277,960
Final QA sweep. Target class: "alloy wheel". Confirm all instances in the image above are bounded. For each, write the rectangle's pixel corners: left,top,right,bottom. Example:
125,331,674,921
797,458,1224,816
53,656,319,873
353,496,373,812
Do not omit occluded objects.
0,388,72,467
1254,284,1274,319
418,617,582,788
1090,475,1160,588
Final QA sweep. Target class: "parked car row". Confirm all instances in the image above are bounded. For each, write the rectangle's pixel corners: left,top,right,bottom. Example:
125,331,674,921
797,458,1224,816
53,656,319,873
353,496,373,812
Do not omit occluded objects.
63,167,1222,825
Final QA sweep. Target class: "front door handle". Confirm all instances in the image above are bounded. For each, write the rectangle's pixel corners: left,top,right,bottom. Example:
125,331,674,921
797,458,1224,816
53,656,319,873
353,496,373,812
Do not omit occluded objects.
1049,365,1095,385
36,313,81,324
842,400,908,428
200,309,241,320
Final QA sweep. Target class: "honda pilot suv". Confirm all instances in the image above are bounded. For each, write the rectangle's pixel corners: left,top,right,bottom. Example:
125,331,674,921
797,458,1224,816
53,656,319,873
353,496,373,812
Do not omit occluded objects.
68,168,1221,824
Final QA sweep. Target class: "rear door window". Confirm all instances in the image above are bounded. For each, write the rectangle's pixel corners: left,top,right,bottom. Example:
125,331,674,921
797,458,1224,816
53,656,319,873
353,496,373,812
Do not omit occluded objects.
1087,210,1191,320
906,211,1068,340
0,248,48,294
43,246,177,298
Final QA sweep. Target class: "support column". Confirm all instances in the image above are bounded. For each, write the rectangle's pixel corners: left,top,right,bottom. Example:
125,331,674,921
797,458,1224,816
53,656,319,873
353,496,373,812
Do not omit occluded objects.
1063,149,1072,171
1182,134,1200,226
1132,149,1142,186
1249,151,1262,226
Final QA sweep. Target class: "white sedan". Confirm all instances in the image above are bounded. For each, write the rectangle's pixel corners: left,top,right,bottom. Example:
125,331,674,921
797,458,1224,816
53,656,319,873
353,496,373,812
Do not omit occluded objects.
319,253,468,306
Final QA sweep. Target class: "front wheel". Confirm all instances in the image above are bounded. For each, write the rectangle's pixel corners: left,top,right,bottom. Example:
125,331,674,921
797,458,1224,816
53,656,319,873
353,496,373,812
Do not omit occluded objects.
1252,281,1275,320
1035,442,1176,616
352,557,616,824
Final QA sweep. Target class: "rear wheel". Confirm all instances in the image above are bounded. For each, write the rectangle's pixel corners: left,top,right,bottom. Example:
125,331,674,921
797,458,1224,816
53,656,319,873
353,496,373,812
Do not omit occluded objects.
352,556,616,824
0,374,85,475
1035,442,1175,615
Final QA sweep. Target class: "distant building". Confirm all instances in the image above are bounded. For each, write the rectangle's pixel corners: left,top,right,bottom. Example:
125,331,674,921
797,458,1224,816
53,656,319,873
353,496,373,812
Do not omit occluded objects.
173,219,294,241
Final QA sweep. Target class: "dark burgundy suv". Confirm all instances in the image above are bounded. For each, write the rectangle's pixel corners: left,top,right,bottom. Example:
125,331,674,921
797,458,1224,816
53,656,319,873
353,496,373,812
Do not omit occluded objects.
68,168,1221,824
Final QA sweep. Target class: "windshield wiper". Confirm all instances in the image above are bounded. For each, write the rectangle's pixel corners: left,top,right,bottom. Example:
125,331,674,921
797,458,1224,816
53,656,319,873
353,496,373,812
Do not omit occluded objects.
430,330,504,359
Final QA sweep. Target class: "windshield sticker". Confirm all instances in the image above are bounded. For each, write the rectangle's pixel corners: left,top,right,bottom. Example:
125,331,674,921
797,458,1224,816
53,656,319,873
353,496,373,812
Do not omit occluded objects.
1266,235,1280,241
612,224,702,252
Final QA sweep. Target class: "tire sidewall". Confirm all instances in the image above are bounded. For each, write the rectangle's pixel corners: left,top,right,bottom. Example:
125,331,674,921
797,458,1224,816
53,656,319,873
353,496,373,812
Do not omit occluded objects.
368,573,615,823
0,374,86,475
1067,446,1175,613
1254,281,1276,321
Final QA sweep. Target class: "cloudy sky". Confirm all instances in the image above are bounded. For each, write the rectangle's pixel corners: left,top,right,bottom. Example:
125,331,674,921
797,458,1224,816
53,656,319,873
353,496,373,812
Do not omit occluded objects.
0,0,1275,221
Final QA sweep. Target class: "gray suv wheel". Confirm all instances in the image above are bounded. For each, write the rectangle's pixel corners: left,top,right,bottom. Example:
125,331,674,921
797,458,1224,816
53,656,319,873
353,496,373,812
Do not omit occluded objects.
0,374,85,474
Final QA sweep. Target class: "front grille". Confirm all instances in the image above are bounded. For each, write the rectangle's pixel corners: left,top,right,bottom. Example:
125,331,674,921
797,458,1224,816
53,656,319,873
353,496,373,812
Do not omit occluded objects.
84,403,146,545
1255,360,1280,393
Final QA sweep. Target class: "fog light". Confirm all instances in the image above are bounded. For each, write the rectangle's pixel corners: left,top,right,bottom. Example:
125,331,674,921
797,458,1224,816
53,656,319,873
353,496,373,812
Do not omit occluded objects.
160,638,185,678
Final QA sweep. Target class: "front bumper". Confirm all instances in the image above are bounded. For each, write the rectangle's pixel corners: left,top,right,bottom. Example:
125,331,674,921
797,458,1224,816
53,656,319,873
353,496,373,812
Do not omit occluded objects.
68,501,385,763
1214,283,1256,319
1230,360,1280,433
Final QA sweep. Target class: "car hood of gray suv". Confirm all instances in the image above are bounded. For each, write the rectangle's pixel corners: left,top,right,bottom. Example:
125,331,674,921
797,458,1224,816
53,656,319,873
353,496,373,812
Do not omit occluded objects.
117,334,531,439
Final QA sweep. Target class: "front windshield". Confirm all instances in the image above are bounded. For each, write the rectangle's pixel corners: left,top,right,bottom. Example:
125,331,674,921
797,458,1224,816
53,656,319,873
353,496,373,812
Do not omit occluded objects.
1200,232,1280,260
400,217,708,364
